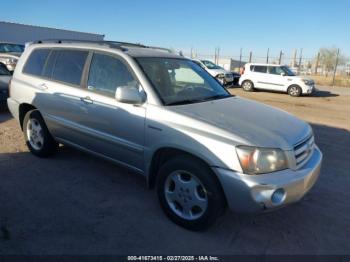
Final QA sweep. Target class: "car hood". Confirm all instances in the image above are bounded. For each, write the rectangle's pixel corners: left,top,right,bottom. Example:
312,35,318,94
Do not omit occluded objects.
169,96,311,150
0,76,11,89
207,68,229,76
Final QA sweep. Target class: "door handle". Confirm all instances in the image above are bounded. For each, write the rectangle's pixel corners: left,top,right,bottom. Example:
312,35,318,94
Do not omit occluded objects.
37,83,48,90
80,96,93,104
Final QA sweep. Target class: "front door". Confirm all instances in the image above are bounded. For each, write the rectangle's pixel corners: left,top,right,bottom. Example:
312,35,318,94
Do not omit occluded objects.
78,51,146,172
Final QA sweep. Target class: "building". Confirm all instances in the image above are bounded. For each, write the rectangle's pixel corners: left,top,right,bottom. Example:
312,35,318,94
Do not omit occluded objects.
0,21,104,44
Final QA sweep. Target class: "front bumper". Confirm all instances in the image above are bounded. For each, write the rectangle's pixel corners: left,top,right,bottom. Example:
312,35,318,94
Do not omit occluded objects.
302,84,315,94
213,146,322,213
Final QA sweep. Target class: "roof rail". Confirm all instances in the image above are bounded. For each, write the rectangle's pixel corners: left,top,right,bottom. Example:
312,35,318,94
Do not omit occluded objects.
31,39,147,50
30,39,182,55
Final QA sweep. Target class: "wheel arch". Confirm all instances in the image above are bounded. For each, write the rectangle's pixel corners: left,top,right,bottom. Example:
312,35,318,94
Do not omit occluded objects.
19,103,37,130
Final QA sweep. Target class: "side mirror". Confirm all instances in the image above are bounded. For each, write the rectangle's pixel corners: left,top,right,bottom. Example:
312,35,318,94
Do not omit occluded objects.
115,86,146,105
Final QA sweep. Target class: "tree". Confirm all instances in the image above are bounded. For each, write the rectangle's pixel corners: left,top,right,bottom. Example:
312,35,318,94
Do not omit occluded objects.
317,47,347,76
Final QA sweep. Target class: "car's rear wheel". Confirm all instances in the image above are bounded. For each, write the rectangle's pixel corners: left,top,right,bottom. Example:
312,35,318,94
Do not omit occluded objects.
288,85,302,97
157,155,226,230
23,110,58,157
241,80,254,91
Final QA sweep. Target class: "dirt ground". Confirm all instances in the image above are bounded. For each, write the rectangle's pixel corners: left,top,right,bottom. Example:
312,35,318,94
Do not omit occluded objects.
0,86,349,255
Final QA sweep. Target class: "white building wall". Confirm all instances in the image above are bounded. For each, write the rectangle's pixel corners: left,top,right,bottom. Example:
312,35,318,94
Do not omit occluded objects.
0,21,104,44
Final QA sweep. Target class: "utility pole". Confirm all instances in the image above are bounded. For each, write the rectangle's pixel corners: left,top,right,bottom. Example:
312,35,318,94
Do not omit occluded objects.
298,48,303,75
315,52,320,74
217,47,220,64
239,48,243,69
278,50,283,64
332,48,340,87
266,48,270,64
214,48,217,64
249,51,252,63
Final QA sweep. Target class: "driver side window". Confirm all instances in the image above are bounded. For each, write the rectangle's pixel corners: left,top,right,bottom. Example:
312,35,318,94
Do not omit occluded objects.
87,53,138,97
269,66,284,75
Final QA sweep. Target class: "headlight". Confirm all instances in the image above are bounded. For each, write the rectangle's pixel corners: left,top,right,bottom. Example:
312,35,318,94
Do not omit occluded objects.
5,58,17,65
302,79,311,85
216,74,225,79
236,146,288,174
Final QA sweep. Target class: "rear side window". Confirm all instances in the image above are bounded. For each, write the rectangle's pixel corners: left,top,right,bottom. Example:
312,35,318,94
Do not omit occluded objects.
87,53,137,97
42,50,59,78
51,50,88,86
23,49,50,76
253,66,267,73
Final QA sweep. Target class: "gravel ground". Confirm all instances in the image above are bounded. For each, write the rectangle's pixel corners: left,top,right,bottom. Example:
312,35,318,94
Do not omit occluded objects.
0,86,349,255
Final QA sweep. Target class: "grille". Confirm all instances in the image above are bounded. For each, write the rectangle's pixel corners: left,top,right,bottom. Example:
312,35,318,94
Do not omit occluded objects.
294,135,315,168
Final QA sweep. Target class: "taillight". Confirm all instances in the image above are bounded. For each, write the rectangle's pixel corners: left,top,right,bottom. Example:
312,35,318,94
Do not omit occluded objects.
8,78,12,97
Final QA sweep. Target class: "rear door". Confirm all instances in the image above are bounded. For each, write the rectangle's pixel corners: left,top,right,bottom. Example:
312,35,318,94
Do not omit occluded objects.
32,48,91,145
251,65,268,89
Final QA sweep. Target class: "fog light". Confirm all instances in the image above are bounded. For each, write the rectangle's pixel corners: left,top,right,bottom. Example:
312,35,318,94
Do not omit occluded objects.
271,188,286,204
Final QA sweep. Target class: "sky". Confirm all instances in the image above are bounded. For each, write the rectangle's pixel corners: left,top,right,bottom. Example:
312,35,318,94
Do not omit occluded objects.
1,0,349,59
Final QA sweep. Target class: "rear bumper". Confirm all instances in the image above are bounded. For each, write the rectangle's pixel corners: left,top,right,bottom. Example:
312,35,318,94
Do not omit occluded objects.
7,97,20,121
213,146,322,213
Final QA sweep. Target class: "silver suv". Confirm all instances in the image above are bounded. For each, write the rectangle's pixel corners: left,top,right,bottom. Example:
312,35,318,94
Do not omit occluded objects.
7,40,322,230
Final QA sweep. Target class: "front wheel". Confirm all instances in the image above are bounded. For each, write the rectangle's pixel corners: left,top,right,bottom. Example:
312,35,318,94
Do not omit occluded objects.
288,85,302,97
157,155,226,230
23,110,58,157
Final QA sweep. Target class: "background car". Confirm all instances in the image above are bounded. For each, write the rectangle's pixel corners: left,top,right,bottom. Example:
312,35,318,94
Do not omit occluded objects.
192,59,240,87
239,63,315,97
0,42,25,73
0,63,11,109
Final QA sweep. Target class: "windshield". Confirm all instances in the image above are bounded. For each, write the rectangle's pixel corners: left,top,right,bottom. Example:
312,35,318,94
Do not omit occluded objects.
136,58,231,105
281,66,296,76
0,43,25,53
201,60,222,70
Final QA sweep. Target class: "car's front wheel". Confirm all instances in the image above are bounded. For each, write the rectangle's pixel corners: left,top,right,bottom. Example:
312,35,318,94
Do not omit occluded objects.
288,85,302,97
23,109,58,157
241,80,254,91
157,155,226,230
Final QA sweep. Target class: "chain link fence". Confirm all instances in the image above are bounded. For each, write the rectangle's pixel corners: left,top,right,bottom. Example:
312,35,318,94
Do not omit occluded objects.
184,48,350,87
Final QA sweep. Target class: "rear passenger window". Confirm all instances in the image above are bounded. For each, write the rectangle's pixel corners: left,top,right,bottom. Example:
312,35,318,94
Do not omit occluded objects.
253,66,267,73
87,53,137,97
51,50,88,86
23,49,50,76
42,50,59,78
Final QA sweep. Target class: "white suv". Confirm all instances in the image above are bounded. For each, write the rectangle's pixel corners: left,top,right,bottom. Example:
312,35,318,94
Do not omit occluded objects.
239,63,315,96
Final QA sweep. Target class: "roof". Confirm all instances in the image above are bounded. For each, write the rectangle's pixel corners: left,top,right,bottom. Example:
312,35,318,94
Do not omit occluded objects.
245,62,283,66
28,40,185,59
125,47,184,58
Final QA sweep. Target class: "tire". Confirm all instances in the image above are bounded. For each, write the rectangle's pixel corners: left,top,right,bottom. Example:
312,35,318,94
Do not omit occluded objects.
288,85,302,97
157,155,226,230
23,109,58,157
241,80,254,92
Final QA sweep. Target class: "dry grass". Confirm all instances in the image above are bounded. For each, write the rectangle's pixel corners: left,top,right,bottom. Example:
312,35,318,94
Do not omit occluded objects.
309,75,350,87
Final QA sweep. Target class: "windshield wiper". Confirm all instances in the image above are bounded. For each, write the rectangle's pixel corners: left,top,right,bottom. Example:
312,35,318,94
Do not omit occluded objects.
165,99,204,106
165,94,232,106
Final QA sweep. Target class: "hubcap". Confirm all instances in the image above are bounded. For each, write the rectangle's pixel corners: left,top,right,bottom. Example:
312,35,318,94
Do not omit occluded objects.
243,82,251,90
164,171,208,220
290,86,299,96
26,118,44,150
